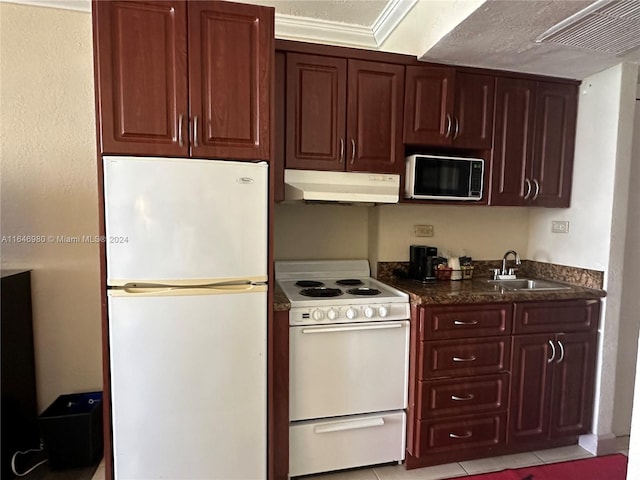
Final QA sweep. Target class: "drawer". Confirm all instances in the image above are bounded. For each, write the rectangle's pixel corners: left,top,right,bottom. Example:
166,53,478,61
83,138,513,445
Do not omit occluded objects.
514,299,600,334
289,411,405,477
418,373,509,419
415,413,507,458
420,337,511,379
421,304,513,340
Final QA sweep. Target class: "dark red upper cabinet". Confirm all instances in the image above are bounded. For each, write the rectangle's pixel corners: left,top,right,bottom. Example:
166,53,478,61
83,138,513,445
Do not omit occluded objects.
285,53,347,171
93,1,189,156
347,60,405,173
403,67,494,150
490,78,577,207
531,82,577,208
188,1,272,160
93,0,273,160
284,54,404,174
490,77,536,206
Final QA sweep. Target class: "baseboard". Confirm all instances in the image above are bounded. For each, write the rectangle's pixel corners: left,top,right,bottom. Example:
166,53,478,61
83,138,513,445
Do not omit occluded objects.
579,432,618,455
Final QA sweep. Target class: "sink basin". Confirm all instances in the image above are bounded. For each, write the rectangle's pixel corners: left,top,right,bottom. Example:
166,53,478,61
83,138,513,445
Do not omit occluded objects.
484,278,571,291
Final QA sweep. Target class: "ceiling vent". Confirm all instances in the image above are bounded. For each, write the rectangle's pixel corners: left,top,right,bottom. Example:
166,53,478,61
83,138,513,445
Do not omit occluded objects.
536,0,640,55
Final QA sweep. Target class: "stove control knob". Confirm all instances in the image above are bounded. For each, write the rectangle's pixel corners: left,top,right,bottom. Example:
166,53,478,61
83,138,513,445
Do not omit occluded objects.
378,306,389,318
364,307,376,318
346,307,358,320
327,309,339,321
312,309,325,321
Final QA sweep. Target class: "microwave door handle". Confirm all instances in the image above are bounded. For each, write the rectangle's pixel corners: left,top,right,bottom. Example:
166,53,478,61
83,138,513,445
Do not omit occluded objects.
524,178,532,200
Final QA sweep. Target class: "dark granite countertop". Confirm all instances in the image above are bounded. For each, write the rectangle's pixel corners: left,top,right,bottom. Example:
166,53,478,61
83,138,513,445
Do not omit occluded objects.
271,260,606,311
273,282,291,312
377,276,606,306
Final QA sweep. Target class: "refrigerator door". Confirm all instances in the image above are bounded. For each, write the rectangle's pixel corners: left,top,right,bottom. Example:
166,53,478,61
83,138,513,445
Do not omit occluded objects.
108,287,267,479
103,157,268,286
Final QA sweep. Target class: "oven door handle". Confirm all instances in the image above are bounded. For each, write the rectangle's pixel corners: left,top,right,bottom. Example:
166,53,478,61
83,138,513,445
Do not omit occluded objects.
301,323,403,334
313,417,385,434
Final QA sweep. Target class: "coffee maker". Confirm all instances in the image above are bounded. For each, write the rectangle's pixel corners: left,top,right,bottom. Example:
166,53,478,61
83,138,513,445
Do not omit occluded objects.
409,245,438,282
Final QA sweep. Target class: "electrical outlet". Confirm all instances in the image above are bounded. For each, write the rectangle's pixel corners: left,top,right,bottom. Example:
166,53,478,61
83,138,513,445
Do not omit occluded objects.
551,220,570,233
414,225,434,237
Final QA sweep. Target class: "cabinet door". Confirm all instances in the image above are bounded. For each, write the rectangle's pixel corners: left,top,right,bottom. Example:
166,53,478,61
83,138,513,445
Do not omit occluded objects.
93,1,188,156
188,1,272,160
285,54,347,170
403,66,455,146
509,334,553,444
490,78,536,206
550,332,597,438
347,60,405,174
453,72,495,149
531,82,578,207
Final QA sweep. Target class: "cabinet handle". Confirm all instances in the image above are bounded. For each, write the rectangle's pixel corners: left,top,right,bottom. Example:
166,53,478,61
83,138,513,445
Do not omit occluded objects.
452,355,476,362
449,431,473,439
350,138,356,164
532,179,540,200
547,339,556,363
454,319,478,326
524,178,532,200
339,138,344,164
451,394,475,401
556,339,565,364
445,113,453,138
453,116,460,139
194,115,199,147
178,114,184,147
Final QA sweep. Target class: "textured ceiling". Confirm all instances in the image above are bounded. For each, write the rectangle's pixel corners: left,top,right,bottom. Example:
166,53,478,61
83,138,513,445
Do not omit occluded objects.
420,0,640,79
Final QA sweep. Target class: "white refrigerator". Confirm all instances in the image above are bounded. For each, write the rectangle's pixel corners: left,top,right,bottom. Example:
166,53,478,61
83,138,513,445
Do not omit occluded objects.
103,156,268,480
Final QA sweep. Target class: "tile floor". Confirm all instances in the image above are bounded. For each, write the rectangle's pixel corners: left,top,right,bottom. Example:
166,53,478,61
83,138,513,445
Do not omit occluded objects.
90,437,630,480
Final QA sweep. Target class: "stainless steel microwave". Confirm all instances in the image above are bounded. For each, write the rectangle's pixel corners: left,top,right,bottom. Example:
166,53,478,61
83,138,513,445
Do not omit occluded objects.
405,154,484,201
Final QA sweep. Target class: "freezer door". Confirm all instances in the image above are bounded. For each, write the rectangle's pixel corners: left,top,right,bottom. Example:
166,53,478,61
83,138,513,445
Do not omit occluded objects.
108,288,267,479
103,157,268,285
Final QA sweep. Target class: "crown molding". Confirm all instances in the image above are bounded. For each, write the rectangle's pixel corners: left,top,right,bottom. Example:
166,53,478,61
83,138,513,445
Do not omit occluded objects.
274,13,377,49
372,0,418,46
3,0,414,51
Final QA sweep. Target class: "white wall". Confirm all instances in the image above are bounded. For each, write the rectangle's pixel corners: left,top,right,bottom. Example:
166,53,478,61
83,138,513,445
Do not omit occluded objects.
0,3,102,410
528,63,638,452
624,97,640,480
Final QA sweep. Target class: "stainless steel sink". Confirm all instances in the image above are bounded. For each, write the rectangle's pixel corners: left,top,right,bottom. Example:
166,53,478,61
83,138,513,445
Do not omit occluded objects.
484,278,571,291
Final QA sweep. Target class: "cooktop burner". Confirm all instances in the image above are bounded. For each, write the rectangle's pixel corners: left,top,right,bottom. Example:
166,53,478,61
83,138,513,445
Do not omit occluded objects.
347,287,382,296
295,280,325,288
335,278,364,286
299,287,344,298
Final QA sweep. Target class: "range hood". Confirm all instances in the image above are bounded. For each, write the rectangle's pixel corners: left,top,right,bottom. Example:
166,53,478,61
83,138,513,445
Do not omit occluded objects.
284,169,400,204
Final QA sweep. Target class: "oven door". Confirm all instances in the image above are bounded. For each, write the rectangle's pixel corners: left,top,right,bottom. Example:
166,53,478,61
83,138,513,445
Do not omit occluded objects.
289,320,409,421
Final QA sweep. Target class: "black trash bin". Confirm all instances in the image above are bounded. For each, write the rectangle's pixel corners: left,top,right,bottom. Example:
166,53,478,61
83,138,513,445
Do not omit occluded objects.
39,391,103,470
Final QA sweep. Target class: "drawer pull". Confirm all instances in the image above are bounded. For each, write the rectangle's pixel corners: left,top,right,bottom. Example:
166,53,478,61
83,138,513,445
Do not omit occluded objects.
451,394,475,401
452,355,477,362
449,431,473,439
314,417,384,434
454,320,478,326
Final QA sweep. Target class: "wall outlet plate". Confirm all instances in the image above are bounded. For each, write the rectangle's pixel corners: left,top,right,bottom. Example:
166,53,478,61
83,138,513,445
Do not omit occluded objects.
414,225,434,237
551,220,570,233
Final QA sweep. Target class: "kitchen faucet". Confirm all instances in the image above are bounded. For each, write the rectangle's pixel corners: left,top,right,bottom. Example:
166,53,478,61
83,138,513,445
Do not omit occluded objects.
499,250,521,278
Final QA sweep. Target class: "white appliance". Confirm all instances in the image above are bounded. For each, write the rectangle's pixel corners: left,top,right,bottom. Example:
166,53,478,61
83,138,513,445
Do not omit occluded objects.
276,260,410,477
103,156,268,480
284,169,400,204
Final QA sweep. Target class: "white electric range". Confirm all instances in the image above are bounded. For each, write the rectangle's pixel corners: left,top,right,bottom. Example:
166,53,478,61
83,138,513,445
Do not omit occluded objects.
276,260,410,477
